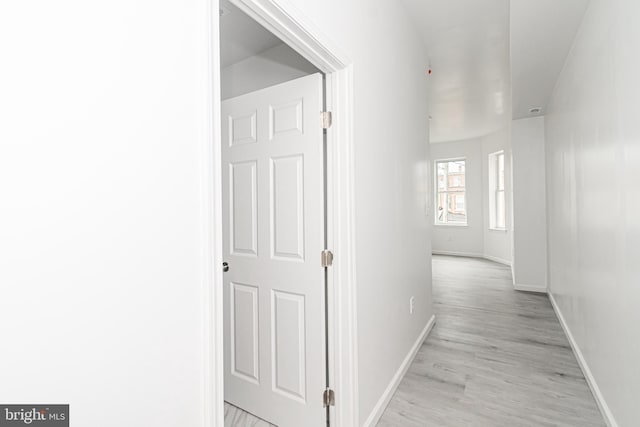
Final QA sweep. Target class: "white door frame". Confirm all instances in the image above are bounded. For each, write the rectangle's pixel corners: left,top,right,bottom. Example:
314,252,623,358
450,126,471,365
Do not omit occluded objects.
203,1,359,425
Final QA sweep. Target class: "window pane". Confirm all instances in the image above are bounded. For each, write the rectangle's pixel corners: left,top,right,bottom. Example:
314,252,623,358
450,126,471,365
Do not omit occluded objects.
437,163,446,189
498,153,505,191
435,160,466,225
448,160,465,174
447,192,466,224
496,190,505,229
449,172,465,190
437,193,447,222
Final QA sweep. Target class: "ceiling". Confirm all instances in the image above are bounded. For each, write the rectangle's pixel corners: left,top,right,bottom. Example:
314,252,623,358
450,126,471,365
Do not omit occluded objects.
401,0,589,143
511,0,589,119
402,0,511,143
219,0,589,142
219,0,283,68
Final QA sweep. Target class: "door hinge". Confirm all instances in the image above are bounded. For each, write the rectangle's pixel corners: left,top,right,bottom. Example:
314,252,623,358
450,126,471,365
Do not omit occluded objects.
321,250,334,268
321,111,332,129
323,388,335,408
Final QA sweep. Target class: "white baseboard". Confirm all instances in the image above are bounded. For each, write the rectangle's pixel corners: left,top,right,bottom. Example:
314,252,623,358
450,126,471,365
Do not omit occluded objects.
483,254,511,266
548,292,618,427
432,250,484,258
513,283,547,293
362,315,436,427
432,251,511,267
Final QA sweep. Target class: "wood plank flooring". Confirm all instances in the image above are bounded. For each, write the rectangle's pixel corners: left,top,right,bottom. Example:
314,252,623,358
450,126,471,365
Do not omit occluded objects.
377,255,604,427
224,402,275,427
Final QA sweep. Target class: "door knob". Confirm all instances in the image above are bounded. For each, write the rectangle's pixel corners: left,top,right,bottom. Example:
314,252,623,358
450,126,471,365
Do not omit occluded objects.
222,262,229,272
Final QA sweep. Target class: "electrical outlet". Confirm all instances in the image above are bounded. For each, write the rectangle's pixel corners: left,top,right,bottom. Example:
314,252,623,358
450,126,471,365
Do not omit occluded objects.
409,296,415,314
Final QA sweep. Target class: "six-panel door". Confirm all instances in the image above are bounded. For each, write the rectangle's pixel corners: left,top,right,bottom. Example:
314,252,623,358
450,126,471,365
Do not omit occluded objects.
222,73,326,427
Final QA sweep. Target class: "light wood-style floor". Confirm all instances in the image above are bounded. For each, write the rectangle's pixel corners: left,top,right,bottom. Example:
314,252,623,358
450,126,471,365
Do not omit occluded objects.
224,402,274,427
225,255,605,427
377,255,604,427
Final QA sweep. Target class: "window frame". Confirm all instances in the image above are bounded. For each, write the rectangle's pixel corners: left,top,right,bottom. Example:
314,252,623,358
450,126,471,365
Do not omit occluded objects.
488,150,506,231
434,158,468,226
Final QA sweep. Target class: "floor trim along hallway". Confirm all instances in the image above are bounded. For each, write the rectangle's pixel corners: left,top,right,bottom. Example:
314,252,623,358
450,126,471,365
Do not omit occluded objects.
377,255,604,427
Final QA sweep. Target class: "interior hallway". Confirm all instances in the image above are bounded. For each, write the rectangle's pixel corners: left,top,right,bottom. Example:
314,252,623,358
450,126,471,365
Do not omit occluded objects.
377,255,604,427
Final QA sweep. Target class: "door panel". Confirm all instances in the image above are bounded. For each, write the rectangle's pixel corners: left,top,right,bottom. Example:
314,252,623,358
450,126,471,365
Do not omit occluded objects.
271,155,305,260
230,161,258,256
271,290,306,402
230,282,260,384
222,73,325,427
229,111,257,146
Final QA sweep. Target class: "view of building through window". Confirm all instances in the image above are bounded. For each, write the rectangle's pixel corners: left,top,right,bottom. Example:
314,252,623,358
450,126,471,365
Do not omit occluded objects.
436,159,467,225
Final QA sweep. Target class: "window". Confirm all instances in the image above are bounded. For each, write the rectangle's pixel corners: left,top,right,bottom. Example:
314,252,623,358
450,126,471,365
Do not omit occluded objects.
435,159,467,225
489,151,506,230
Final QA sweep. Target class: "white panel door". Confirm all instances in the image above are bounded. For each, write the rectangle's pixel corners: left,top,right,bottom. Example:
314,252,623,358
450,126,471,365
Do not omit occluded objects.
222,73,326,427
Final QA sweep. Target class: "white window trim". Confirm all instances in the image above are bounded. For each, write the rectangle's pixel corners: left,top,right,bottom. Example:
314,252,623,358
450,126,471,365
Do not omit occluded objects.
488,150,506,231
434,158,467,226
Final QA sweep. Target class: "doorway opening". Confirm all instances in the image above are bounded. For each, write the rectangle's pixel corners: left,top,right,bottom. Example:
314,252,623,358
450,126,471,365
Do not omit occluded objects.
209,1,357,425
219,2,328,426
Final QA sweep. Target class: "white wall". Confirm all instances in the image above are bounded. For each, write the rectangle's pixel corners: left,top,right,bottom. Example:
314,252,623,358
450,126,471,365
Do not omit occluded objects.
512,117,547,291
0,1,214,426
0,0,433,425
431,130,512,266
545,0,640,425
481,128,512,265
431,139,484,257
282,0,433,423
221,43,319,99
